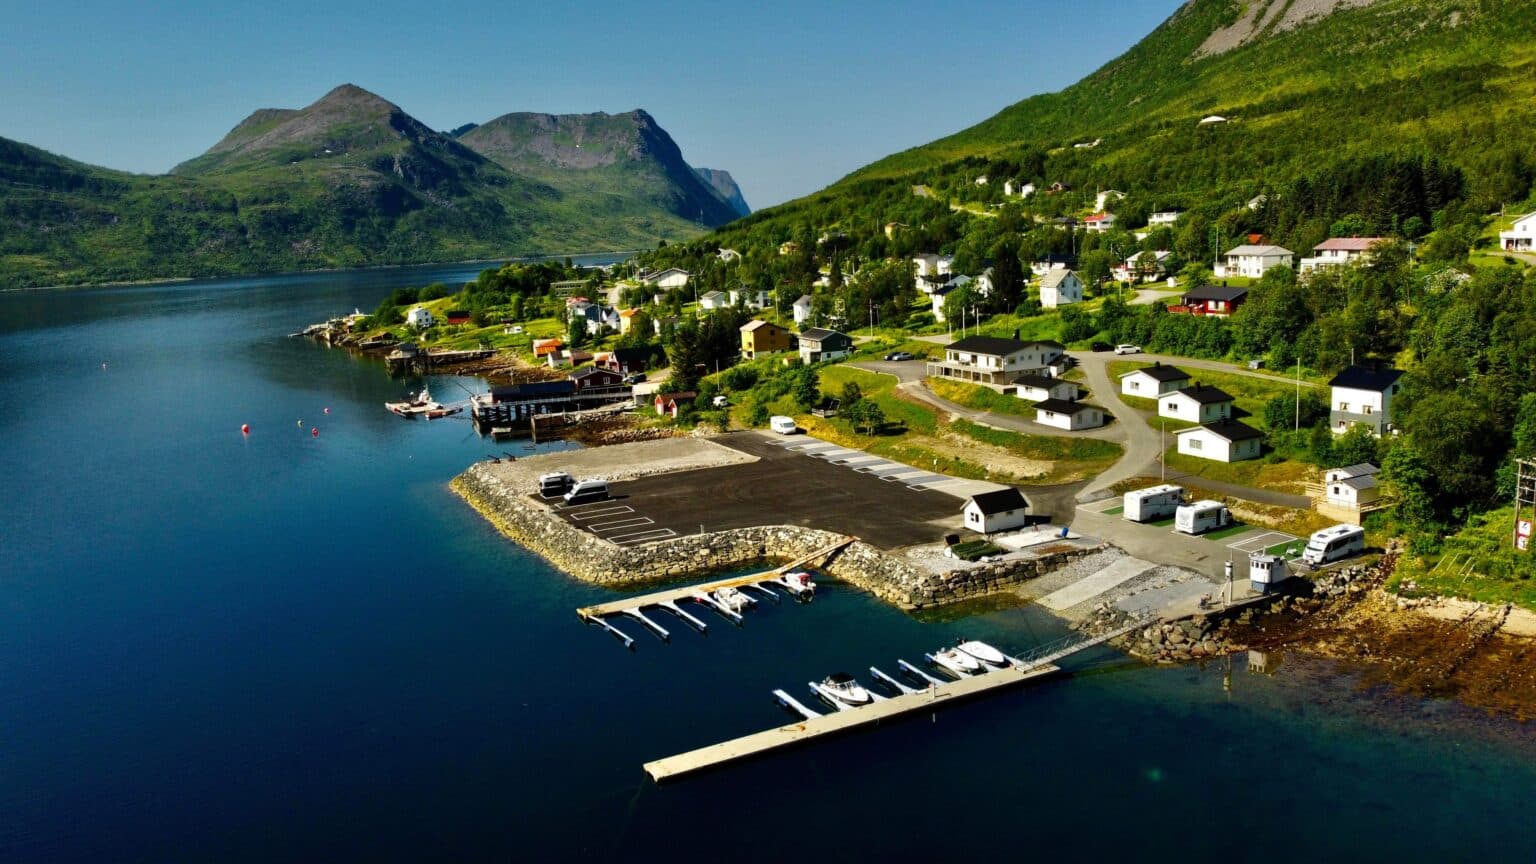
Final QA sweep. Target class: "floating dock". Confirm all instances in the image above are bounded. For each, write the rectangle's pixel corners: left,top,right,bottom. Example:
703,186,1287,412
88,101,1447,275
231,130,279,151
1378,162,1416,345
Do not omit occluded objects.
643,661,1061,782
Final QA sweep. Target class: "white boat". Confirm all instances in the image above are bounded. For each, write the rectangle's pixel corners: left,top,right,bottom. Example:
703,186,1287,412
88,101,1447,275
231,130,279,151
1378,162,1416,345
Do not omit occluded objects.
810,672,873,708
956,640,1011,669
929,647,984,678
712,586,753,613
776,570,817,598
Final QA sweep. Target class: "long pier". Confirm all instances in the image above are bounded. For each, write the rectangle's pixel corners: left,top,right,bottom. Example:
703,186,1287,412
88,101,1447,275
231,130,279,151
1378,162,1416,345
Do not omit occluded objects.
576,537,855,621
643,661,1061,782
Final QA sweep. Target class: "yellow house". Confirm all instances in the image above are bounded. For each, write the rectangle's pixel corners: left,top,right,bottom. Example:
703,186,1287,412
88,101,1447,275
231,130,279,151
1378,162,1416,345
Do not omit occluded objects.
618,307,641,335
740,320,792,359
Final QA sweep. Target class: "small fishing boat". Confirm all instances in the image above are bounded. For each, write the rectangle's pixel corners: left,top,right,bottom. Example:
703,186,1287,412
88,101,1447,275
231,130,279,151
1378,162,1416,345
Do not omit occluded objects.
776,570,816,598
811,673,873,708
386,386,460,418
929,646,984,678
711,586,753,613
956,640,1011,669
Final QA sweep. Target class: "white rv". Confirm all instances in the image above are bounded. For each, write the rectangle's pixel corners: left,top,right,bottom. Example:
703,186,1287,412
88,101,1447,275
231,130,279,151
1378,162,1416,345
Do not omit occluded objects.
1123,484,1185,522
770,415,798,435
1302,524,1365,566
1174,500,1231,535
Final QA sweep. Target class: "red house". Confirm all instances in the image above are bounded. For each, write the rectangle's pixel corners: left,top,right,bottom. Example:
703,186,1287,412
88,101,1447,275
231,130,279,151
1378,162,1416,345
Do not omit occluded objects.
654,392,697,418
1175,284,1249,316
445,309,471,325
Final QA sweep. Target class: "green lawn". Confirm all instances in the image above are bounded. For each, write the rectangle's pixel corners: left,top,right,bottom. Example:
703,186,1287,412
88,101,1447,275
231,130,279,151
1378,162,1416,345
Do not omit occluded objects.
926,378,1038,417
1103,505,1125,516
1390,507,1536,611
1203,522,1252,541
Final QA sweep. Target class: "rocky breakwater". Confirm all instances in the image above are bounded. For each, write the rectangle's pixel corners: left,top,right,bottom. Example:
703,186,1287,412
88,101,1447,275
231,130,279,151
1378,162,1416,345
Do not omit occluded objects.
452,462,1105,609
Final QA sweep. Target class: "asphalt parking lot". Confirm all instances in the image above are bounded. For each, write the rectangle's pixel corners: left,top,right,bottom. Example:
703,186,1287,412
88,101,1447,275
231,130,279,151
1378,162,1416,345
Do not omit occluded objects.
546,433,964,549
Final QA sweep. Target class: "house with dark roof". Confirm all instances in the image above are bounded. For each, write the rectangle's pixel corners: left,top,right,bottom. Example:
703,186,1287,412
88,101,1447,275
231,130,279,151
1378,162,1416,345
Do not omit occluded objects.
1035,398,1105,431
962,487,1031,535
569,366,625,392
927,336,1066,388
1158,384,1234,424
598,345,666,375
1173,419,1264,462
1328,366,1403,436
797,328,853,365
1178,284,1249,316
740,320,792,359
1119,363,1191,397
1012,374,1079,403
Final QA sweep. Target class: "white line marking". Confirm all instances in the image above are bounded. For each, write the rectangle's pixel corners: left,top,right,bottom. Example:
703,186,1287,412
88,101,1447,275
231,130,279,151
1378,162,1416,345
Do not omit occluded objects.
610,529,677,544
591,517,653,532
571,506,633,521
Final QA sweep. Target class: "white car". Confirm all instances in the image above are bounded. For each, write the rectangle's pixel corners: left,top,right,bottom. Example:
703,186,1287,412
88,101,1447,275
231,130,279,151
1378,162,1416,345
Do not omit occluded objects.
1114,344,1143,355
712,395,729,408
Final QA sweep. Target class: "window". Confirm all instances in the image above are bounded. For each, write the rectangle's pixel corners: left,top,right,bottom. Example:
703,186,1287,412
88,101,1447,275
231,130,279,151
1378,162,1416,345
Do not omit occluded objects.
1189,438,1203,451
1363,405,1373,415
1338,402,1349,411
1130,381,1140,391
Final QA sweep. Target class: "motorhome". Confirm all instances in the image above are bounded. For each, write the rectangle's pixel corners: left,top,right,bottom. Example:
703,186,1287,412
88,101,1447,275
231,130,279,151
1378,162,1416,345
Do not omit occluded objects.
1302,524,1365,566
1174,500,1231,535
538,472,574,497
563,479,610,505
1123,484,1185,522
770,415,798,435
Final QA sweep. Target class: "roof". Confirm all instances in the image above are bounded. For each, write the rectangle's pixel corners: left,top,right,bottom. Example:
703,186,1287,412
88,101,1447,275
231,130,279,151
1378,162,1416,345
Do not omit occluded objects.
1328,366,1404,392
1119,364,1190,383
1013,374,1068,390
1225,244,1293,257
798,327,848,344
1183,284,1249,302
964,487,1029,515
946,335,1030,357
1174,419,1264,442
570,366,621,380
741,319,786,333
489,380,576,400
1340,475,1378,491
1035,398,1095,415
656,391,698,402
700,290,724,300
1084,212,1114,222
1167,384,1234,404
618,308,640,317
645,267,691,280
1333,463,1380,478
1314,237,1386,252
611,345,664,363
1038,269,1079,289
794,294,813,305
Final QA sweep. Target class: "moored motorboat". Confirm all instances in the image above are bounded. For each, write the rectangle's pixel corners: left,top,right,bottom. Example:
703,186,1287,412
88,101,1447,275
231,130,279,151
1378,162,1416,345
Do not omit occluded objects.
712,586,753,613
386,386,460,418
956,640,1011,669
810,672,873,708
776,570,816,598
929,646,984,678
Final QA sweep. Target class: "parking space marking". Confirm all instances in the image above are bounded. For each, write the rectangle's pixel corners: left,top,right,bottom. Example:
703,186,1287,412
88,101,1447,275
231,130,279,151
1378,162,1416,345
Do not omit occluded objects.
609,528,677,544
570,505,634,521
590,517,653,532
1080,498,1124,514
1226,530,1296,552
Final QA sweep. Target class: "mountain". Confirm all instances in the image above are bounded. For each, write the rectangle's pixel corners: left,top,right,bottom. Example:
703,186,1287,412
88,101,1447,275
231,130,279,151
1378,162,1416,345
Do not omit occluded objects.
0,85,744,289
693,168,751,218
457,110,741,226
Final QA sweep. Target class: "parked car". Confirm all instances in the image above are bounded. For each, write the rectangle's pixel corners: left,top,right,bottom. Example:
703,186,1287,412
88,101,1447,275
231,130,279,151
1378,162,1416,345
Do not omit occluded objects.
1114,344,1143,355
712,395,729,408
770,415,798,435
622,373,646,384
884,351,916,361
1090,341,1112,352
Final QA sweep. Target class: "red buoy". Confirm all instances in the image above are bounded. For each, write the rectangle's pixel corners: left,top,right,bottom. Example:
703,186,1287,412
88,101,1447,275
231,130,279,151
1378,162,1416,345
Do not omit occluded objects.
311,427,319,437
241,424,250,435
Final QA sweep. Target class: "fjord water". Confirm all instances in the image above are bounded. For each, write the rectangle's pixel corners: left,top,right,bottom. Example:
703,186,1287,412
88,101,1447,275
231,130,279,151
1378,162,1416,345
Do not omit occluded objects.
2,265,1533,862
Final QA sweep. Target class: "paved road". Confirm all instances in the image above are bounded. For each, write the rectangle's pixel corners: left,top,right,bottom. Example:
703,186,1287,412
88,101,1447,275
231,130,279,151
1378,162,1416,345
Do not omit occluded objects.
1104,350,1319,388
1063,351,1161,500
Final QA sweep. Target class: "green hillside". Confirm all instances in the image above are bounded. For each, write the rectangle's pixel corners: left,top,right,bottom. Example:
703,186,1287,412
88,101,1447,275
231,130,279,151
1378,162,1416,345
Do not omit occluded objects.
0,85,739,289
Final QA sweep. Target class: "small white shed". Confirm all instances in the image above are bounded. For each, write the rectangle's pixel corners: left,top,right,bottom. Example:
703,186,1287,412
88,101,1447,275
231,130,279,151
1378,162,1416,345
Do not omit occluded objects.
962,488,1030,535
1035,399,1104,431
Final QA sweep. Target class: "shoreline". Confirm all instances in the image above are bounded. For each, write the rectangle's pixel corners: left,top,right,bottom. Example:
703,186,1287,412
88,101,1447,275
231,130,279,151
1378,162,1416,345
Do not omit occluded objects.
0,249,643,294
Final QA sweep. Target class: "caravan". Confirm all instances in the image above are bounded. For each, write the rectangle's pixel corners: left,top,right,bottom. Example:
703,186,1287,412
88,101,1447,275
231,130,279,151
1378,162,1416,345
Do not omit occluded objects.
1123,484,1185,522
1174,500,1231,535
1303,524,1365,566
563,479,610,506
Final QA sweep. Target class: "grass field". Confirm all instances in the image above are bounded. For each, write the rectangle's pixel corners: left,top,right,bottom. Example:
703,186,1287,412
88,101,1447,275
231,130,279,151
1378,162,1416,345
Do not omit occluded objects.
1390,506,1536,611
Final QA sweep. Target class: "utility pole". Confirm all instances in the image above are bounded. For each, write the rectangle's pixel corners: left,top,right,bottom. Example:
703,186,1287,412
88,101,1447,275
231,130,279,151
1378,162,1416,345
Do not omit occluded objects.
1295,357,1302,432
1161,419,1167,482
1516,458,1536,553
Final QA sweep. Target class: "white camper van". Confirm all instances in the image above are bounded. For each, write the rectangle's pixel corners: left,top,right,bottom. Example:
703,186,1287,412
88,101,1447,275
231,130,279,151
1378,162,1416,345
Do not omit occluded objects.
770,415,798,435
538,472,574,497
563,478,610,506
1123,484,1185,522
1174,500,1231,535
1302,524,1365,566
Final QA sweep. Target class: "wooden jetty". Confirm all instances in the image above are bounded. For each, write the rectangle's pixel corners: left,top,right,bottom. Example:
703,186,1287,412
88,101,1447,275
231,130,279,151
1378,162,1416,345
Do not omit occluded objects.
575,537,855,622
644,661,1062,782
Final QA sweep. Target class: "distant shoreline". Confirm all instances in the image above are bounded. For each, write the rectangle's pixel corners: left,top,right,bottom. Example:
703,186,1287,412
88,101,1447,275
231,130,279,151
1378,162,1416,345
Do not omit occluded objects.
0,249,643,294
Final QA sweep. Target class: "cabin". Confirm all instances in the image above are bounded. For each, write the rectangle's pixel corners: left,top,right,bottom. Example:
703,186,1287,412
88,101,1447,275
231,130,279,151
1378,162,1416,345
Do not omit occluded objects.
962,488,1031,535
1013,374,1079,403
405,306,435,329
1083,212,1116,234
444,309,471,325
927,336,1066,388
740,320,793,360
1500,213,1536,252
792,294,813,325
1328,366,1403,436
654,391,698,418
1177,284,1249,316
1326,463,1382,508
912,253,954,279
546,348,593,369
1038,269,1084,308
599,345,666,374
699,290,727,310
531,338,564,359
1300,237,1387,272
1148,211,1182,227
569,366,625,392
798,328,853,365
1120,364,1191,397
1216,245,1293,279
1035,399,1104,431
617,307,641,335
1173,419,1263,462
728,287,771,309
1114,251,1171,283
1159,385,1235,424
643,268,691,290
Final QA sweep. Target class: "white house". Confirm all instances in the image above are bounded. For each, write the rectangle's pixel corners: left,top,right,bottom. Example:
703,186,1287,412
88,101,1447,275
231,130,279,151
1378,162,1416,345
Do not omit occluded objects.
1036,399,1104,431
1499,213,1536,252
1325,463,1382,508
1328,366,1403,436
1038,269,1085,308
792,294,813,325
1174,420,1263,462
643,268,692,290
913,253,954,279
1216,244,1294,279
1299,237,1387,273
974,175,989,186
1095,190,1126,212
728,287,770,309
699,290,727,311
1159,385,1235,424
962,488,1030,535
405,306,435,329
930,284,956,323
1013,374,1080,403
1114,250,1172,283
926,336,1065,388
717,248,741,263
1148,211,1182,227
1120,364,1191,397
571,303,620,335
797,327,854,365
1083,213,1116,234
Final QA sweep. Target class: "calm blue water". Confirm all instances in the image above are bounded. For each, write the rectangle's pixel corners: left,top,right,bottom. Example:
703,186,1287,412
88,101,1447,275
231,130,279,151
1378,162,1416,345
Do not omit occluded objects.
2,262,1534,862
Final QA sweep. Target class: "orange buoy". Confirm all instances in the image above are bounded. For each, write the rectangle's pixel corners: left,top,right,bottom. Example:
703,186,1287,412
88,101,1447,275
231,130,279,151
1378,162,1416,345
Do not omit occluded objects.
241,424,250,435
311,427,319,437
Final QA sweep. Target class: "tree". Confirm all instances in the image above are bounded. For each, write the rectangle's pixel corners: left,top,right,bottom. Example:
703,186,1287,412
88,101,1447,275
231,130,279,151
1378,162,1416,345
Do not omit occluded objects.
792,365,821,411
943,284,976,325
1381,442,1436,526
566,315,586,349
1332,425,1381,468
989,240,1024,310
1078,250,1117,293
841,381,863,409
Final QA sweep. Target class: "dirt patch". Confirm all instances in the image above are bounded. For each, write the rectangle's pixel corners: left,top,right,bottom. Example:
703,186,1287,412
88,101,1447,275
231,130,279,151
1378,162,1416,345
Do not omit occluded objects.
1195,0,1383,58
927,429,1053,478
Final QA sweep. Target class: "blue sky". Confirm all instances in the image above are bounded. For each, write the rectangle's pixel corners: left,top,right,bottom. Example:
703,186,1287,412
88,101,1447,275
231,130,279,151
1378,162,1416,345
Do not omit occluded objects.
0,0,1182,207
